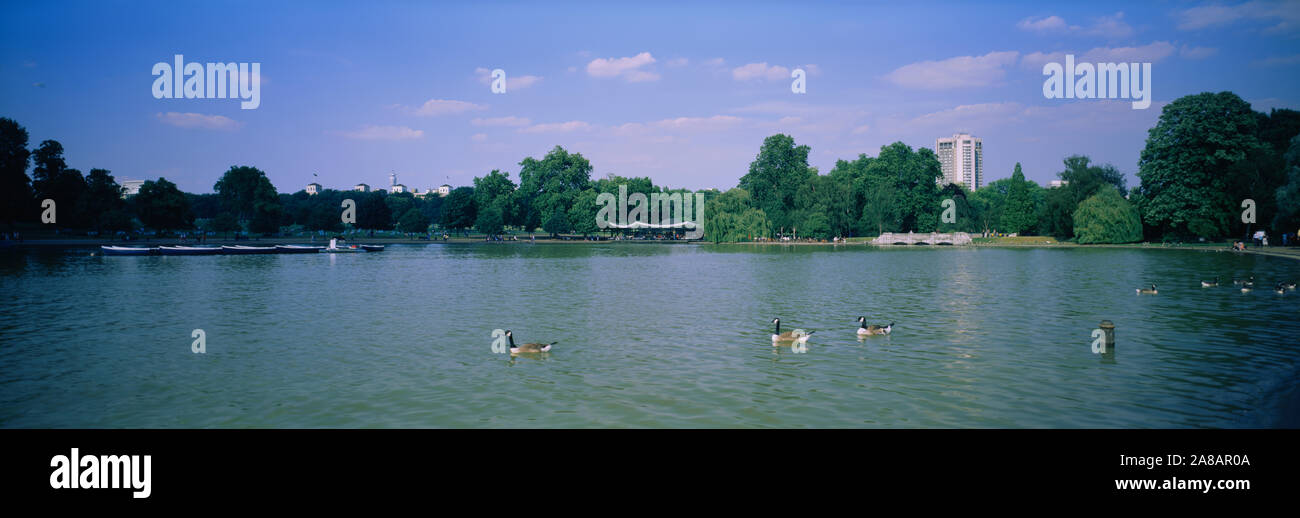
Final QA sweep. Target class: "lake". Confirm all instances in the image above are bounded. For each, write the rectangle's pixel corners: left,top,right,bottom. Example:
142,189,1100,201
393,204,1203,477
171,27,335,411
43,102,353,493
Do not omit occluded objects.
1,244,1298,428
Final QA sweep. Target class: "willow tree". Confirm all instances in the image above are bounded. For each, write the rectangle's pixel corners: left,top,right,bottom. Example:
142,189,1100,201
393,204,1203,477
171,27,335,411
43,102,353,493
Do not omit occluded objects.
1073,186,1143,244
703,188,772,243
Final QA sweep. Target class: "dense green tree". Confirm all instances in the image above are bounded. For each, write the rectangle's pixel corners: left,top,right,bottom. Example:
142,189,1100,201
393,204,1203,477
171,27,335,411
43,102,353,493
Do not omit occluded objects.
739,134,816,232
857,178,897,236
1073,186,1143,244
0,118,33,226
398,207,431,235
937,183,978,233
1040,155,1127,239
703,188,772,243
30,141,89,227
516,146,592,231
541,207,571,236
870,142,942,232
473,169,517,226
568,188,601,237
968,189,997,236
214,166,282,234
135,177,193,232
441,186,477,231
999,164,1037,235
1272,135,1300,234
1136,92,1265,240
80,169,129,233
211,212,241,239
31,139,68,196
474,199,505,237
187,193,224,220
356,191,393,230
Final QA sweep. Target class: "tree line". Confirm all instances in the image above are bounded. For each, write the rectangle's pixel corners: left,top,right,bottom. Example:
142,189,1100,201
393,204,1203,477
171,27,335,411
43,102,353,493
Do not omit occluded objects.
2,90,1296,243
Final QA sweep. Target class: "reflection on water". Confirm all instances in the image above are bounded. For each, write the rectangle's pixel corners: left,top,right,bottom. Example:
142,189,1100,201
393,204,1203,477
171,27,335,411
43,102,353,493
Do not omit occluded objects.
0,244,1297,428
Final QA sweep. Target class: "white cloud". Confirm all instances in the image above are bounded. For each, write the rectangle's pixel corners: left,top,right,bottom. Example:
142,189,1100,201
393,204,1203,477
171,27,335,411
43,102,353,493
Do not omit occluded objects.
1022,42,1177,69
406,99,487,116
885,51,1019,89
471,133,488,142
471,116,531,127
474,67,542,90
1081,41,1176,62
518,120,591,133
732,62,790,81
155,112,241,131
650,115,743,130
1018,12,1134,38
1175,1,1300,33
666,57,689,67
851,124,871,135
703,57,726,67
586,52,659,82
906,102,1026,130
1017,15,1068,32
1254,54,1300,66
1083,12,1135,39
1021,51,1067,70
1180,45,1219,59
337,125,424,140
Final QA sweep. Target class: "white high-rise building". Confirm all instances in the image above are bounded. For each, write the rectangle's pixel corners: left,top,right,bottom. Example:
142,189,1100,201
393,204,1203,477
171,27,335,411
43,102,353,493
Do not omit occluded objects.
935,133,983,190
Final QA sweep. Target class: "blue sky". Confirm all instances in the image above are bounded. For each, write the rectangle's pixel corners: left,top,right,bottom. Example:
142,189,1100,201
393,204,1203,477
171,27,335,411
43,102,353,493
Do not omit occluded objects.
2,1,1298,194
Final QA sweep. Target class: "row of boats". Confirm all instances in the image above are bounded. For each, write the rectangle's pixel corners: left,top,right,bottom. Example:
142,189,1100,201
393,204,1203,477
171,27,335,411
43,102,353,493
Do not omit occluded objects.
100,242,385,256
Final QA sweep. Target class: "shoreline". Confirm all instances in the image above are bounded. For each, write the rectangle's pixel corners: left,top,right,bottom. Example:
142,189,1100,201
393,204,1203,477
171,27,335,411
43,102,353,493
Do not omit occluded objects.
7,237,1300,260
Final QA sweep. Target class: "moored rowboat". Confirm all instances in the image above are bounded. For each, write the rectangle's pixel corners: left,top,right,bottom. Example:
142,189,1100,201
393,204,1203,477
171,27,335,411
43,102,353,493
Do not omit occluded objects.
221,245,277,254
158,245,222,255
360,244,384,252
101,245,156,256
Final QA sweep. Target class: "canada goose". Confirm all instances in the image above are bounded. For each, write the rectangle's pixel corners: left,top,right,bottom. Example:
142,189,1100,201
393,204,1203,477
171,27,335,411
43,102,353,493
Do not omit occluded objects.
1233,276,1254,286
770,318,813,344
505,330,555,354
856,316,893,336
1275,283,1286,294
1201,277,1219,287
1241,284,1253,293
1232,277,1250,285
1283,281,1297,290
1136,284,1158,294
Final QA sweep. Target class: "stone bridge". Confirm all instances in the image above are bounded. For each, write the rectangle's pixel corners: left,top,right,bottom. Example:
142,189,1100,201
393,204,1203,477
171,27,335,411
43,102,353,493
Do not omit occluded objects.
872,232,973,246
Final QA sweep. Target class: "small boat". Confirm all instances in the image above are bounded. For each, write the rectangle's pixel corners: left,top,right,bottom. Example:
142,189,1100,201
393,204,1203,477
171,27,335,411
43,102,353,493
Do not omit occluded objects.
100,245,156,256
322,238,366,253
274,245,324,254
158,245,222,255
221,245,277,254
360,244,385,252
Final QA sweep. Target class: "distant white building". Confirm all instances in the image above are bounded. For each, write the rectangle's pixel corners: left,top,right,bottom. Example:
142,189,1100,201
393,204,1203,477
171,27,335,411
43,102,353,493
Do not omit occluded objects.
388,172,408,194
120,179,144,198
1049,180,1069,188
354,183,370,192
438,184,451,197
935,133,983,190
306,183,322,195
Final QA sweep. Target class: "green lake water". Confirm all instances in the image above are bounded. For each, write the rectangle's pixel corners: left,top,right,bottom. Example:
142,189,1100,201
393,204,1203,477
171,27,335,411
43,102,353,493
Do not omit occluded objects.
1,244,1298,428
